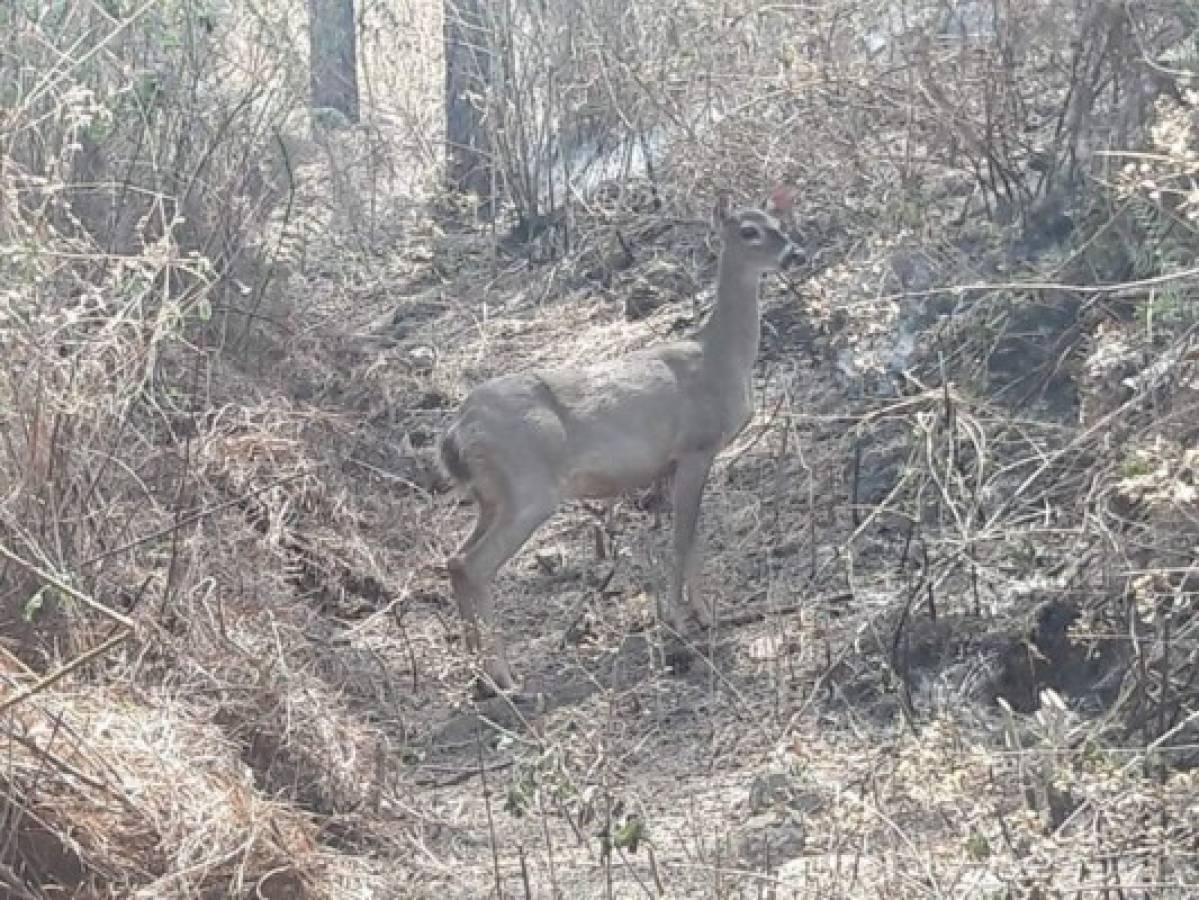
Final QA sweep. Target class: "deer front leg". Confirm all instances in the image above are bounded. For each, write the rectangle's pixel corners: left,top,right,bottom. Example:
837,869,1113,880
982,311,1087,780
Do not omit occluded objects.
669,450,717,630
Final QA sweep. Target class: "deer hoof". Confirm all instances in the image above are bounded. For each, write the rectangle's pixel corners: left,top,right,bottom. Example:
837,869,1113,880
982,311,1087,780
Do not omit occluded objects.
472,660,519,700
686,602,716,631
662,639,696,676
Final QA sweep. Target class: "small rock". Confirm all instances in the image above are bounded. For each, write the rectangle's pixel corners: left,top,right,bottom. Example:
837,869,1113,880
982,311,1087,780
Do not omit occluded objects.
746,772,795,814
736,818,806,867
407,346,437,372
888,248,938,293
747,634,786,662
624,288,666,321
563,611,597,646
769,540,801,559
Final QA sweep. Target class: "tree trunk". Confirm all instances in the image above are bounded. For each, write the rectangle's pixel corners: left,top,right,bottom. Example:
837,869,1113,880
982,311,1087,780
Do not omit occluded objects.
308,0,359,126
444,0,492,196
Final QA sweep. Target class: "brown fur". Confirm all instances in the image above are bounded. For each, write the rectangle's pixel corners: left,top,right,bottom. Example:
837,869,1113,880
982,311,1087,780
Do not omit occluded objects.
441,186,799,693
438,425,473,485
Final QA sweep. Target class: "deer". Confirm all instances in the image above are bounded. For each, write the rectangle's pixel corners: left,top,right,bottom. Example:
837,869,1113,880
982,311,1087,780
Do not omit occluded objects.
440,186,801,693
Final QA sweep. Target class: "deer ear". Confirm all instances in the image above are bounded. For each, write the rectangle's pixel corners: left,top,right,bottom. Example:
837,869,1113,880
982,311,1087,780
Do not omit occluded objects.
765,184,795,217
712,193,732,229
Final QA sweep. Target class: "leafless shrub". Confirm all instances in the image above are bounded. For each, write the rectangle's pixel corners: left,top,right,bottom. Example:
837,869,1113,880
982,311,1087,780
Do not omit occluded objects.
2,0,1198,896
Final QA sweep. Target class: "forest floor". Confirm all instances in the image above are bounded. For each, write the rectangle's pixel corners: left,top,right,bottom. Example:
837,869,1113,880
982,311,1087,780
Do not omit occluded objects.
4,137,1196,900
4,1,1198,895
141,161,1187,898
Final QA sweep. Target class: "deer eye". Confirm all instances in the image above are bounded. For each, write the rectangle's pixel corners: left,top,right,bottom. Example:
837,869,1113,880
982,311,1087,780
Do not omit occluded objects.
739,224,763,242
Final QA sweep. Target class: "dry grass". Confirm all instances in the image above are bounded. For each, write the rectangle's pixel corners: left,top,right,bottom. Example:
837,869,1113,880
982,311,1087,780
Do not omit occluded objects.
2,0,1197,897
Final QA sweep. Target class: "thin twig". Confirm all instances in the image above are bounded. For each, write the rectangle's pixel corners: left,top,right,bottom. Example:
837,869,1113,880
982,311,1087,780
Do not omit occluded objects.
0,630,131,715
76,470,313,569
0,542,135,629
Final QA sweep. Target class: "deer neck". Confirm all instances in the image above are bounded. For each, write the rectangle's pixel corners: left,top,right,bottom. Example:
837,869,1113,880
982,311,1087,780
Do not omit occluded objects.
698,257,762,376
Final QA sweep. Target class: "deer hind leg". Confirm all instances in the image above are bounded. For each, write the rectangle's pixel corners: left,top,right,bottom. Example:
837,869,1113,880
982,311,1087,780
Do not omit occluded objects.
448,490,497,656
669,450,717,630
450,474,558,693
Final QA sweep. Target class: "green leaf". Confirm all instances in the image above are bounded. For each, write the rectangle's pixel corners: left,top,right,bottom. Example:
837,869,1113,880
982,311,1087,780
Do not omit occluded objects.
613,815,646,854
966,827,991,860
504,784,530,818
23,587,47,623
130,71,163,120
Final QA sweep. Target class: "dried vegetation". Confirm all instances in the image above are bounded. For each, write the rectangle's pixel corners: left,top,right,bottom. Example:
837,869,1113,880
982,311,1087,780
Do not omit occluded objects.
1,0,1197,897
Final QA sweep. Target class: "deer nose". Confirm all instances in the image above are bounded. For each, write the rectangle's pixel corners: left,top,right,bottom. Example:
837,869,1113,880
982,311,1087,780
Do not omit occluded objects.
779,242,806,268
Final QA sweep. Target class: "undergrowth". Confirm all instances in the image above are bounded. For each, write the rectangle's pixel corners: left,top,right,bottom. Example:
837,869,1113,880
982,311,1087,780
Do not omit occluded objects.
0,1,1196,897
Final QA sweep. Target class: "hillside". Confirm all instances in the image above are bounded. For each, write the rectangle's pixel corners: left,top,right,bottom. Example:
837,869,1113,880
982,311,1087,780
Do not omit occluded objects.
0,1,1196,897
